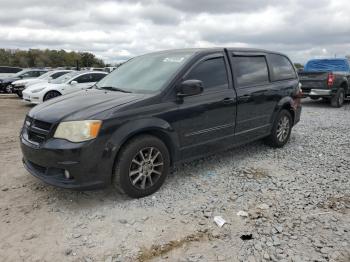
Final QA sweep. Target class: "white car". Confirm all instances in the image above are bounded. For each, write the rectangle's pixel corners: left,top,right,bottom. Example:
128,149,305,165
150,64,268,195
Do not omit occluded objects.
22,71,108,104
11,70,73,97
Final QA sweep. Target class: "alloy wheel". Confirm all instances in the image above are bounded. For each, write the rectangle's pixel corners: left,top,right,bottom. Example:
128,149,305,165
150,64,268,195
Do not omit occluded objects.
276,116,290,142
128,147,164,190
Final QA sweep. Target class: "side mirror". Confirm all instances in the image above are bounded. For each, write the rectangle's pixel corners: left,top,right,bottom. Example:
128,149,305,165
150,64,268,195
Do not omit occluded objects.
177,79,203,98
70,80,78,85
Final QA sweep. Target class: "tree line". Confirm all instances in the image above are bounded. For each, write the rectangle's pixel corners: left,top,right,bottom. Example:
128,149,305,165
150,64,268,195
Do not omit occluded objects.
0,48,106,68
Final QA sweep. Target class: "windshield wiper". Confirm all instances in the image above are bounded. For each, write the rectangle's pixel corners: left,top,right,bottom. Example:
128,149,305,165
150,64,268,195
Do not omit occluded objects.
98,86,132,93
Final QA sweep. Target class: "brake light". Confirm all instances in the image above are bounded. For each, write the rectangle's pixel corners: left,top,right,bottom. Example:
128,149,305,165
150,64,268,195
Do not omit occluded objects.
327,73,335,88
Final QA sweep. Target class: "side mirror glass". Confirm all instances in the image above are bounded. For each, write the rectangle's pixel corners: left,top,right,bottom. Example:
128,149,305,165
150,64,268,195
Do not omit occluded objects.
177,79,203,98
70,80,78,85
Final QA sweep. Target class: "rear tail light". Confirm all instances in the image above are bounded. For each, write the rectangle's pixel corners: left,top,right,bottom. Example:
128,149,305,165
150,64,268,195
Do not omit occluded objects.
327,73,335,88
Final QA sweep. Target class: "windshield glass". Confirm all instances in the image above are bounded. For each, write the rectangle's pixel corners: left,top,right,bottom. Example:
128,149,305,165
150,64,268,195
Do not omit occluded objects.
38,71,53,79
13,70,29,77
96,50,195,93
51,71,82,84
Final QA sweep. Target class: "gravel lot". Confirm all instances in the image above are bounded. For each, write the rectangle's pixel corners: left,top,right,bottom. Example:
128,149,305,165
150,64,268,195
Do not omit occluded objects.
0,95,349,262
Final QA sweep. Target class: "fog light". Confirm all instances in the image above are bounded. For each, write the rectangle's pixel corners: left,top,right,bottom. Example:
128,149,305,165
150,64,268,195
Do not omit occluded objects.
64,170,70,179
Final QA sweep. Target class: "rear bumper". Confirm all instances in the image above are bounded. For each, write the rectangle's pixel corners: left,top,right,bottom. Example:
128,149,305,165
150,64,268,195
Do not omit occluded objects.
302,88,332,97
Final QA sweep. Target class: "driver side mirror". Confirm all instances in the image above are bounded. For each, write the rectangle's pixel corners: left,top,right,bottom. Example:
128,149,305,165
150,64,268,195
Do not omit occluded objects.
177,79,203,98
70,80,78,85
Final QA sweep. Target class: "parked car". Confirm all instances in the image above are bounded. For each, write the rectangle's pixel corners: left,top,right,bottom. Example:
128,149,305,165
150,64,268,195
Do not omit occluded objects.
0,69,48,93
11,70,73,98
22,71,107,104
20,48,302,198
299,58,350,107
0,66,22,78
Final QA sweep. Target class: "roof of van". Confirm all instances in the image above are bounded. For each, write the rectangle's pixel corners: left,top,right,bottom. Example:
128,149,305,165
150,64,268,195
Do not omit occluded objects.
147,47,287,56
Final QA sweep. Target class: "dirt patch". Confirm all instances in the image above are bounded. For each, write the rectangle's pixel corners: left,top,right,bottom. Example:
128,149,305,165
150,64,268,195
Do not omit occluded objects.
320,195,350,213
239,166,270,179
137,230,218,262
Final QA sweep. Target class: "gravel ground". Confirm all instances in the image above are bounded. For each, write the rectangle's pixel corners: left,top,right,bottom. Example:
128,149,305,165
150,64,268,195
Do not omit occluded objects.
0,95,349,262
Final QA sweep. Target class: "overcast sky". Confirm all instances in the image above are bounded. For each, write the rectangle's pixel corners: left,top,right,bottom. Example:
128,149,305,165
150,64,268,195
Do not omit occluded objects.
0,0,350,64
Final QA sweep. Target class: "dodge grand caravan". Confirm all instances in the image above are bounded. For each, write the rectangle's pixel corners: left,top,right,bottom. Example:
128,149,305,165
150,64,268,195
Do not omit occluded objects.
20,48,302,198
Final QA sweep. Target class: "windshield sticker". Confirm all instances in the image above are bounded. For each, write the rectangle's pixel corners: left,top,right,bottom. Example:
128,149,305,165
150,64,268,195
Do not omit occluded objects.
163,57,187,63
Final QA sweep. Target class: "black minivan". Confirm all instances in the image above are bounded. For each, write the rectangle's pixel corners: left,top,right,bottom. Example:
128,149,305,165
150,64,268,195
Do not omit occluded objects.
21,48,302,198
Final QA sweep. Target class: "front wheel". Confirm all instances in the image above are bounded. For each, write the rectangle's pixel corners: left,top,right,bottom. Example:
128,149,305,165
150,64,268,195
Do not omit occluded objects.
331,88,345,108
43,91,61,101
264,110,292,148
113,135,170,198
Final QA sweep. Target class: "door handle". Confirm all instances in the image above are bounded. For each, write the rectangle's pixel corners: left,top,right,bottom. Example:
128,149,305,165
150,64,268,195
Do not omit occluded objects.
222,98,235,104
240,94,251,101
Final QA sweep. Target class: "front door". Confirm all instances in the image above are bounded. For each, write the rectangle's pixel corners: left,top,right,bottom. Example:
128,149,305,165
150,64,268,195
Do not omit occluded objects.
176,53,237,158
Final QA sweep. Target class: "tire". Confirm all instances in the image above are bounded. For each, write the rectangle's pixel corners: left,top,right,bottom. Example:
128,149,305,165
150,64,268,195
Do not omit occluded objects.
264,109,292,148
43,91,61,101
331,88,345,108
16,91,23,98
113,135,170,198
5,85,12,94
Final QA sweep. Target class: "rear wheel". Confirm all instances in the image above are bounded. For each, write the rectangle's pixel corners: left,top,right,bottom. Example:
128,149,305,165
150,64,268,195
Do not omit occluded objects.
113,135,170,198
331,88,345,108
264,109,292,148
43,91,61,101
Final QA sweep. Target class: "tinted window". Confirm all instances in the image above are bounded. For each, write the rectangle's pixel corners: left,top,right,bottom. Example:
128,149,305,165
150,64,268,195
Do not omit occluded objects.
186,57,228,89
74,74,93,83
91,73,106,82
234,56,269,88
269,54,296,81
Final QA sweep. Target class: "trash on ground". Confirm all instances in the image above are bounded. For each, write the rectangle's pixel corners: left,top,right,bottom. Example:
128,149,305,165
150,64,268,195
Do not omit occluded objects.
213,216,226,228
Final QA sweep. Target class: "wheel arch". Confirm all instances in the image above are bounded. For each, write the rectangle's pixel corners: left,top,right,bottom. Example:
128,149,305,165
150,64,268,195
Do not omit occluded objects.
109,118,180,178
43,89,62,101
271,97,295,126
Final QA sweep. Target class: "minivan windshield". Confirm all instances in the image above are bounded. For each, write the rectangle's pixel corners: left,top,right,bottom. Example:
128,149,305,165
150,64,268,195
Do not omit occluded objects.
51,71,81,84
96,50,195,93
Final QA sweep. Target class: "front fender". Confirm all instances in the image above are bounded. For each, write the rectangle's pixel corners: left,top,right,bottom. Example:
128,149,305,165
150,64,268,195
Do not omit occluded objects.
106,117,180,164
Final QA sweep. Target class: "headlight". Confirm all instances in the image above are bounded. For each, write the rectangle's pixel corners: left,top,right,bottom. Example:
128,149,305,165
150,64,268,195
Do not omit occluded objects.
54,120,102,142
31,88,45,93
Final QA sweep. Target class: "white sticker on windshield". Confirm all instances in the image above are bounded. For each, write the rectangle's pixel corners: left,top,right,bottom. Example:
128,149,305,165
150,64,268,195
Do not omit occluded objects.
163,57,186,63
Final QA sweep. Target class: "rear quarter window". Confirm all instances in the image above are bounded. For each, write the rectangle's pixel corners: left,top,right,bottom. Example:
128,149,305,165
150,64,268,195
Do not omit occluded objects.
268,54,296,81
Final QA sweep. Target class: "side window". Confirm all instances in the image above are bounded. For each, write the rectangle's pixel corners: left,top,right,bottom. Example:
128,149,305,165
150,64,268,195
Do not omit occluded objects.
234,56,269,88
38,71,47,76
185,57,228,89
74,74,93,83
91,73,106,82
269,54,297,81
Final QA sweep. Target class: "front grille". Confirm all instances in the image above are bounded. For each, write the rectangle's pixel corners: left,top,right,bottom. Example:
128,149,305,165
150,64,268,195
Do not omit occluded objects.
24,116,53,144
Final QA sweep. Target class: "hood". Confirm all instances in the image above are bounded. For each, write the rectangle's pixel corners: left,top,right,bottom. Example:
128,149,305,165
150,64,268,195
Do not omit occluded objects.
25,81,53,91
28,89,146,123
0,77,20,84
13,78,43,86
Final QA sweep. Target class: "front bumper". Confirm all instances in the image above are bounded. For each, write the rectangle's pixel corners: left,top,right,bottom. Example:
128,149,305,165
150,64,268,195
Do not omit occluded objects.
22,91,41,104
12,85,25,94
20,134,114,190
